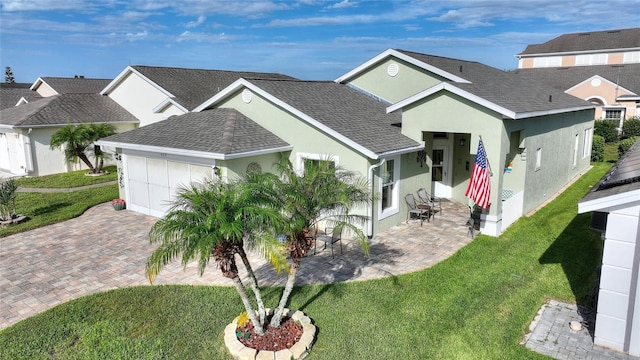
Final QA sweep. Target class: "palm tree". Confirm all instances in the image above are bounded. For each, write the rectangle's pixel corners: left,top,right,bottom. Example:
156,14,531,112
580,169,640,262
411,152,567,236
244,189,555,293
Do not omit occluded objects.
145,179,286,336
249,155,373,327
50,123,115,174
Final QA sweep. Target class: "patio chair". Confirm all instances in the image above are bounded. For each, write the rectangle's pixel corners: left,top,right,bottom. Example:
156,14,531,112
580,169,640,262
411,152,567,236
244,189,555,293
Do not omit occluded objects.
405,193,431,226
319,226,343,258
417,188,442,217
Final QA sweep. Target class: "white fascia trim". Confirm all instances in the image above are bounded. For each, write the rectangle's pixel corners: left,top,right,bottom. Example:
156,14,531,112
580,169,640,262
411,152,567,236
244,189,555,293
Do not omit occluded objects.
578,189,640,214
334,49,471,84
96,139,293,160
15,97,28,106
152,97,188,114
195,78,383,159
513,105,595,120
0,125,16,131
377,143,425,158
100,66,176,100
387,83,516,118
619,96,640,101
517,47,640,58
566,75,636,95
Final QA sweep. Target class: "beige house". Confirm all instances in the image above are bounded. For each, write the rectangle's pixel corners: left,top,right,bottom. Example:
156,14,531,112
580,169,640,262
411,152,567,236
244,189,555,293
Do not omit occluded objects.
516,28,640,123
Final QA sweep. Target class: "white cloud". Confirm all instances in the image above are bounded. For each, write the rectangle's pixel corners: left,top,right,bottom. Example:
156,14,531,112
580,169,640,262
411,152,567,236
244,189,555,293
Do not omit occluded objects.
0,0,91,11
177,30,236,43
125,30,149,41
186,15,206,28
325,0,357,10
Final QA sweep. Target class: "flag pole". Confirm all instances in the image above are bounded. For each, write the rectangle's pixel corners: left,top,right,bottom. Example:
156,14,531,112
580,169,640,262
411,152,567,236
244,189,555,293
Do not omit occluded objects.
478,135,493,176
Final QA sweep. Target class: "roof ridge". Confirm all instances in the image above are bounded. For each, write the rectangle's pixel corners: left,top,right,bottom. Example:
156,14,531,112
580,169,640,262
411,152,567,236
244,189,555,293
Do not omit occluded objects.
131,65,289,76
220,108,237,153
395,49,483,65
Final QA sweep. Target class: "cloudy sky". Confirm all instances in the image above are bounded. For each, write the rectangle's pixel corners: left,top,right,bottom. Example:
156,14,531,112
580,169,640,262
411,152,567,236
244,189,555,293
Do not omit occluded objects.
1,0,638,83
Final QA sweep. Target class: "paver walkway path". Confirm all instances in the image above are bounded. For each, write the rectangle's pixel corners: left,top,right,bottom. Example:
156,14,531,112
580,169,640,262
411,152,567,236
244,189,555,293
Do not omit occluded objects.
0,200,473,330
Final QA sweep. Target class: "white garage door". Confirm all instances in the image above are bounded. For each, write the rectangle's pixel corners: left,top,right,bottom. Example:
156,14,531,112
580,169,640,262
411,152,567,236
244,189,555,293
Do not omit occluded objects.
125,155,212,217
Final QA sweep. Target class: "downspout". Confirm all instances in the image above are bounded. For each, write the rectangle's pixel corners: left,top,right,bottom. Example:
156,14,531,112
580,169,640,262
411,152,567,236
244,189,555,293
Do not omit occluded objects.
367,158,386,238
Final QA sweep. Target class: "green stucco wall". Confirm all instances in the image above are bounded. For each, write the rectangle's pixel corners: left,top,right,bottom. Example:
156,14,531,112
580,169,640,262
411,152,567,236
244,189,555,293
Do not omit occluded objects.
347,58,448,103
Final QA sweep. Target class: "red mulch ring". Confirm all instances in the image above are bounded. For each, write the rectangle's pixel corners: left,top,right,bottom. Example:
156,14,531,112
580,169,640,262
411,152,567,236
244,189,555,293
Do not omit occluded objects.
236,316,303,352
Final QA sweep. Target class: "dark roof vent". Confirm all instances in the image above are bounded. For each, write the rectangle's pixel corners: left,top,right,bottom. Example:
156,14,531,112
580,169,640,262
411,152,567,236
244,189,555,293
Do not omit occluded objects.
549,95,552,102
459,65,463,73
74,75,85,79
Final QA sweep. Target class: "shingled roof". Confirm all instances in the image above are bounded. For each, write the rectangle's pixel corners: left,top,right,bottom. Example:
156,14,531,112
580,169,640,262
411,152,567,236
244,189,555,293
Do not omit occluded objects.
0,94,138,128
0,83,42,110
518,28,640,55
512,63,640,95
32,77,112,94
98,108,290,157
126,66,297,111
242,78,423,156
394,49,592,116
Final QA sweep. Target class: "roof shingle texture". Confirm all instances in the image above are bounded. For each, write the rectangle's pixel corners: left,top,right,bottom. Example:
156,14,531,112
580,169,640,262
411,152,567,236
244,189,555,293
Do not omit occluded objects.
39,77,112,94
0,94,138,127
396,50,592,114
101,108,289,155
518,28,640,55
0,83,42,110
512,63,640,95
132,66,297,111
248,78,422,155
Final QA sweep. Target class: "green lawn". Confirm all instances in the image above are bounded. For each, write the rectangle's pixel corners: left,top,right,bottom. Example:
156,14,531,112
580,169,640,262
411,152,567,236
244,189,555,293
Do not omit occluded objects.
0,163,611,359
0,167,119,238
14,166,118,188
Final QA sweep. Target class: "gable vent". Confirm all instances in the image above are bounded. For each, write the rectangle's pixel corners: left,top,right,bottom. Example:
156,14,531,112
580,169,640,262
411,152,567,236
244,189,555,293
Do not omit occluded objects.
387,63,399,77
242,89,252,104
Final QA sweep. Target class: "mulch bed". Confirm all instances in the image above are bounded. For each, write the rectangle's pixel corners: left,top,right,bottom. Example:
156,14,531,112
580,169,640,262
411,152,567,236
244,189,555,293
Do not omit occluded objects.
236,316,303,352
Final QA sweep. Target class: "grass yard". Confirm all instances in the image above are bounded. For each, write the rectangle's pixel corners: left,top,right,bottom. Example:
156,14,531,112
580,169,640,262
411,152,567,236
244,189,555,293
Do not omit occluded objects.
0,167,119,238
14,166,118,188
0,162,610,359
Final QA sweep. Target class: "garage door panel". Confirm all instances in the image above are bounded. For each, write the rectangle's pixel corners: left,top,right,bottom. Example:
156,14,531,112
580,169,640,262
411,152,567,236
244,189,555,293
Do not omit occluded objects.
190,165,212,183
168,161,191,190
129,179,150,208
147,158,168,187
127,156,148,182
149,183,171,213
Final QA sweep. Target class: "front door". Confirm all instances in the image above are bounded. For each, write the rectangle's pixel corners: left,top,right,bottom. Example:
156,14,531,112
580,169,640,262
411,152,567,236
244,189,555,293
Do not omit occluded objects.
432,145,451,198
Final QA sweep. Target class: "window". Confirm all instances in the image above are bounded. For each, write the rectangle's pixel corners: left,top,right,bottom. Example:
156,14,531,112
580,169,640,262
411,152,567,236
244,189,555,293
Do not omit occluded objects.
623,51,640,64
296,153,338,175
603,108,623,120
576,54,607,66
532,56,562,68
379,156,400,219
573,134,579,167
535,148,542,171
583,128,592,158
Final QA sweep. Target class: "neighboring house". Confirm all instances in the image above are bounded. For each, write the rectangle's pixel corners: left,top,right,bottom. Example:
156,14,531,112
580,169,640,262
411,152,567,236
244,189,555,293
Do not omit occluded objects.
578,139,640,356
30,76,112,97
0,94,138,176
516,28,640,123
99,49,594,237
0,82,42,109
100,66,296,127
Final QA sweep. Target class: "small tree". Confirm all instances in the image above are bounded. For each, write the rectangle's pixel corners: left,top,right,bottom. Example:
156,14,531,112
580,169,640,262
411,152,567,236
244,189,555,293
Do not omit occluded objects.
50,123,116,174
591,135,605,162
594,120,619,143
0,178,18,221
622,116,640,139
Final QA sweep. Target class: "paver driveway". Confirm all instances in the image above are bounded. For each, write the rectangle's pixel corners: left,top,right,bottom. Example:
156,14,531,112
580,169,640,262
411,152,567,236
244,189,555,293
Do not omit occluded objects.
0,200,473,330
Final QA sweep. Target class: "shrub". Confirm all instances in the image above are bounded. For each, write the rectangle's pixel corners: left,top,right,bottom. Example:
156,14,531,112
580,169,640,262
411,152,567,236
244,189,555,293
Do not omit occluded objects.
618,136,639,157
591,135,605,162
594,120,619,143
0,178,18,221
622,116,640,139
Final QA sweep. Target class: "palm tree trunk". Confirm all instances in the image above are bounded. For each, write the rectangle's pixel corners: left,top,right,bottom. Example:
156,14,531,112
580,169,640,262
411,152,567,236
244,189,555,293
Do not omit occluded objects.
270,261,299,328
229,274,265,336
77,153,96,173
237,246,266,327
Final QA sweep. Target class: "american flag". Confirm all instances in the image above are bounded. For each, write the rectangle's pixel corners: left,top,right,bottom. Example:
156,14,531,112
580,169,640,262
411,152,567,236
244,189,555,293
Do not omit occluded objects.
465,138,491,209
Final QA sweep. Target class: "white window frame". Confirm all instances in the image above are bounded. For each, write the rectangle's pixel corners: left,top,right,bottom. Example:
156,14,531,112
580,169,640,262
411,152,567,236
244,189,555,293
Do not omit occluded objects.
296,153,339,176
535,148,542,171
378,156,400,220
623,51,640,64
583,128,593,159
573,133,579,167
603,107,624,121
532,56,562,68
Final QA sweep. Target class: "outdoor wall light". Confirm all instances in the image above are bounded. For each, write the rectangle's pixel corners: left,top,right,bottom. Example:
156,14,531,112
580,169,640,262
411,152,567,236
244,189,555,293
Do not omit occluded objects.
460,138,466,147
